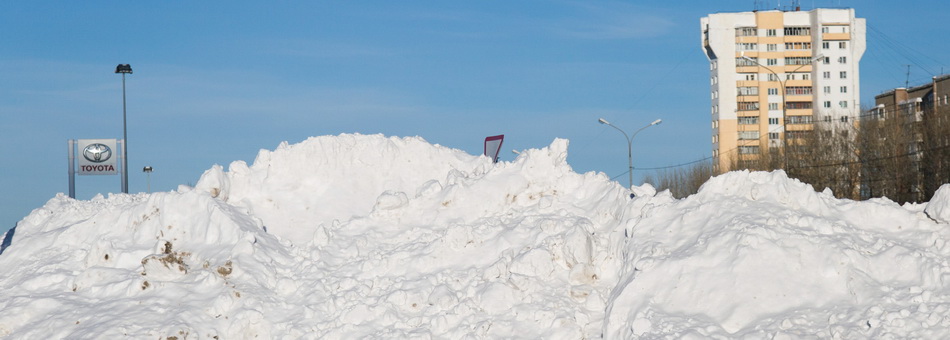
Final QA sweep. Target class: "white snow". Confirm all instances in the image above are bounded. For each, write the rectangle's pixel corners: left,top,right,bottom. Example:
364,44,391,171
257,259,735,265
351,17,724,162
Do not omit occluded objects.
2,133,950,338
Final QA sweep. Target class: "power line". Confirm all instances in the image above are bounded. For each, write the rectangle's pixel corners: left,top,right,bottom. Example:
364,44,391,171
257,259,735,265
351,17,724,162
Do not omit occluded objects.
627,111,941,175
635,156,713,171
624,117,797,174
867,24,944,79
788,139,950,171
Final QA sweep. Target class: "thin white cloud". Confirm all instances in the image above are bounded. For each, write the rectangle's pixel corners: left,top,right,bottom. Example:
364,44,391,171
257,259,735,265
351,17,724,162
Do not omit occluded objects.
546,1,676,40
253,38,398,59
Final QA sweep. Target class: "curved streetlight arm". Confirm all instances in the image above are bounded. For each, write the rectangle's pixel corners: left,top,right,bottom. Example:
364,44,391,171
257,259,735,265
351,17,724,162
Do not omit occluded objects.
597,118,662,193
632,119,663,141
600,120,632,145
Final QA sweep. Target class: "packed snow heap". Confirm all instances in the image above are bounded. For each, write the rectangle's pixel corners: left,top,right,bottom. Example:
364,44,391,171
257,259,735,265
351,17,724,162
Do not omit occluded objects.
3,133,950,338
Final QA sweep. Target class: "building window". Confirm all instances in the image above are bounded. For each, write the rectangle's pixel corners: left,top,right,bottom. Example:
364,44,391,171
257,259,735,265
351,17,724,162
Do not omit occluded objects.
824,101,832,108
768,88,779,95
744,73,757,81
738,117,759,124
769,118,779,124
839,101,848,108
840,71,847,79
769,103,779,110
786,131,808,139
737,43,758,51
737,27,758,36
840,86,848,93
823,71,831,79
769,132,780,139
822,41,830,49
840,116,849,122
768,74,779,81
838,56,847,64
784,42,812,50
739,146,760,154
737,86,759,96
802,73,810,80
766,29,777,37
767,58,778,66
784,26,811,36
786,102,813,109
767,44,778,51
823,57,830,64
738,131,760,140
839,41,847,49
738,102,760,111
824,86,831,94
824,116,832,122
786,116,813,124
786,86,813,95
736,57,758,66
821,26,830,33
785,57,814,65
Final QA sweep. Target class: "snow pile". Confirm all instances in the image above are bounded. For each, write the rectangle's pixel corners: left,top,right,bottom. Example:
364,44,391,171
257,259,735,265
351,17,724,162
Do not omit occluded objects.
193,134,485,244
606,171,950,338
3,133,950,338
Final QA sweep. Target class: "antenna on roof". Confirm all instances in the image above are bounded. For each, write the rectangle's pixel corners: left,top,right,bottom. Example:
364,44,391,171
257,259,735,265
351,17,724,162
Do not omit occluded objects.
905,65,912,88
775,0,802,11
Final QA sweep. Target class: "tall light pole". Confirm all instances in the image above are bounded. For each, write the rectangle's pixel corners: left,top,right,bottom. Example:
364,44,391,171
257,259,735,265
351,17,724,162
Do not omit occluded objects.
115,64,132,193
598,118,662,194
741,55,821,169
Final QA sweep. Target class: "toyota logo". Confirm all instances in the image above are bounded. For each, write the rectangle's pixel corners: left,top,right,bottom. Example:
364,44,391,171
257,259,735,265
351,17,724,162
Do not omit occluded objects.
82,143,113,163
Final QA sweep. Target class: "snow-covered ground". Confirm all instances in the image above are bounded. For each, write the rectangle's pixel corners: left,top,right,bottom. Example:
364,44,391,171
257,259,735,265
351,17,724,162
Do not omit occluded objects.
2,134,950,339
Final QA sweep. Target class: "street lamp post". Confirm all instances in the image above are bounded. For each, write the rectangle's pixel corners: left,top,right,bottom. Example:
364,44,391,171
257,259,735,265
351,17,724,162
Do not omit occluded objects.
115,64,132,193
598,118,662,195
741,55,822,169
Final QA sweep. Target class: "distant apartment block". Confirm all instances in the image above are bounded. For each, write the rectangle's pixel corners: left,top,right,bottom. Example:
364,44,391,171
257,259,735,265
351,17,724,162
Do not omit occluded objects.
869,74,950,202
874,74,950,119
701,8,865,171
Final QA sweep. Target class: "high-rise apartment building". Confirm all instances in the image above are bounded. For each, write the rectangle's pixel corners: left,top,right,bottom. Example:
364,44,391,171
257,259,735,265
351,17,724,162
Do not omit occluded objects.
701,8,865,171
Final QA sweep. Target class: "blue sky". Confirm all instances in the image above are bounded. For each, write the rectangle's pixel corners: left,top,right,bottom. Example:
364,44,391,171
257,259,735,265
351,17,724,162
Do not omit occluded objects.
2,1,947,234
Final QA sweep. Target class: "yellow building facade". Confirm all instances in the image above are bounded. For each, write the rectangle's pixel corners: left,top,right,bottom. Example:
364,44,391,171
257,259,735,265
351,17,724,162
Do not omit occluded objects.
701,8,865,171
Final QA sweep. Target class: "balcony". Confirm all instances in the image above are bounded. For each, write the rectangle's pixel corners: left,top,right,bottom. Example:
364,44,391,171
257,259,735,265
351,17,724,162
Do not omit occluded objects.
783,35,812,43
822,33,850,41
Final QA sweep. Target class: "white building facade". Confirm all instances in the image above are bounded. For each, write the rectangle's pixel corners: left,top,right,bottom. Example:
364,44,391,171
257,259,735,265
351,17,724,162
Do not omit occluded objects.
701,8,865,171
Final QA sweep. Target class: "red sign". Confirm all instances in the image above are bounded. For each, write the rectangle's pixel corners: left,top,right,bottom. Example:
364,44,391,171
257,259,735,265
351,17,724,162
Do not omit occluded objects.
484,135,504,163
